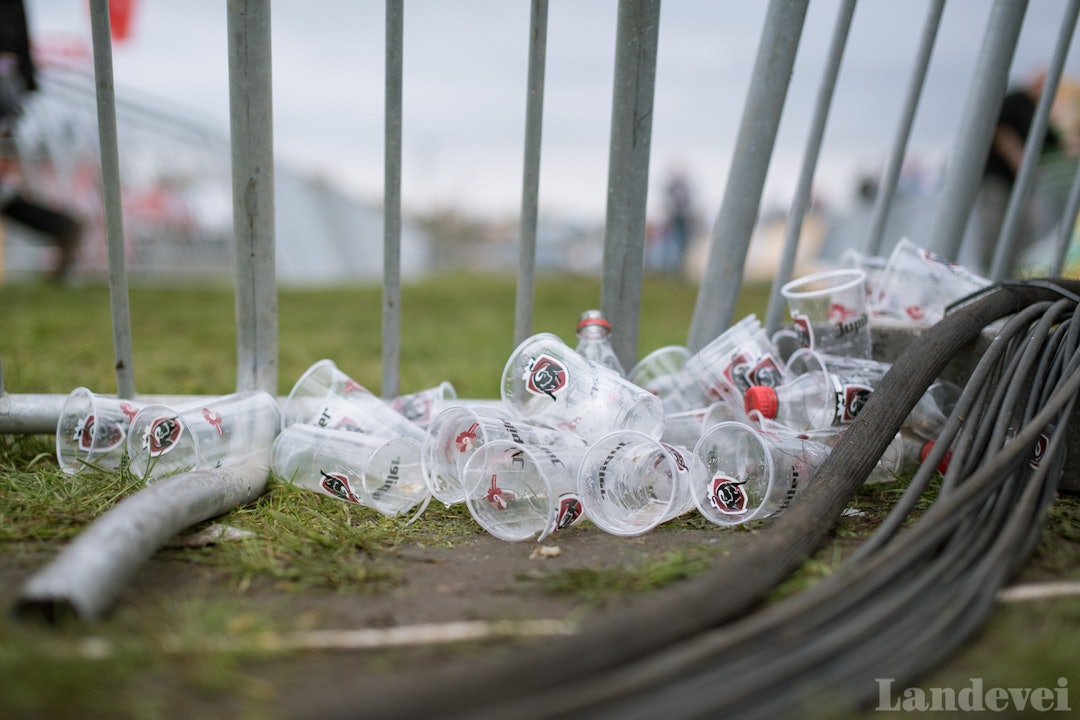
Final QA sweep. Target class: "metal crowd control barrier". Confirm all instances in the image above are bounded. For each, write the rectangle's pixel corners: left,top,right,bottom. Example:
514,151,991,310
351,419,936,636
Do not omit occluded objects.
3,0,1080,617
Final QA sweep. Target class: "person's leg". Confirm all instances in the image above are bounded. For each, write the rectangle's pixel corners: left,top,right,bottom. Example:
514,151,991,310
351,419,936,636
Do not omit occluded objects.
1,193,82,280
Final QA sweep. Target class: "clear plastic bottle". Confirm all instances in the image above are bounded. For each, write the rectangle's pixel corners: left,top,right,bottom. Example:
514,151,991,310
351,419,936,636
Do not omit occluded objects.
576,309,626,377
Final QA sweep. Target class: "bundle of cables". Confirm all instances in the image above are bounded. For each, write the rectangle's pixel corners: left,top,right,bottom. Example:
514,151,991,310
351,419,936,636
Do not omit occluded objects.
338,280,1079,720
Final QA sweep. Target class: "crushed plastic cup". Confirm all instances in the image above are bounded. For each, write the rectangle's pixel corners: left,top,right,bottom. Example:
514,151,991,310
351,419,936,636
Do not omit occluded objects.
281,358,424,440
501,333,665,443
127,390,280,482
870,238,991,325
389,381,458,429
272,423,428,517
839,248,888,308
461,439,591,542
628,345,708,413
421,404,586,506
691,420,831,526
577,430,700,536
683,314,788,408
56,388,147,475
781,268,872,359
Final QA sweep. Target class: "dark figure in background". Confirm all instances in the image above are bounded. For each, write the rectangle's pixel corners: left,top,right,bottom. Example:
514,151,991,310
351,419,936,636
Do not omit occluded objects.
975,72,1061,276
0,0,82,282
662,172,694,276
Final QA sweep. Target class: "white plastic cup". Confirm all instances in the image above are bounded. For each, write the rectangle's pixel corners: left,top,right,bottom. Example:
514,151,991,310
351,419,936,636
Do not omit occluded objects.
272,423,428,517
55,388,147,475
389,381,458,429
870,238,991,325
683,314,788,407
781,268,872,359
628,345,709,413
127,390,280,483
501,333,665,443
691,421,831,526
281,359,424,440
420,404,586,506
461,439,591,542
577,430,700,536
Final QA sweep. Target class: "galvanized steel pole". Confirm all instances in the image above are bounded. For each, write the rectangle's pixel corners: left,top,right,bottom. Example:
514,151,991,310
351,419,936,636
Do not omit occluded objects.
88,0,136,400
764,0,855,335
227,0,278,395
926,0,1025,263
863,0,944,258
383,0,405,398
688,0,808,351
514,0,549,349
601,0,661,370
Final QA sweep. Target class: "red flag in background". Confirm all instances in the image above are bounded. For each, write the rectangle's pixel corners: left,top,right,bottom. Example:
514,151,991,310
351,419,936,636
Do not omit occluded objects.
109,0,137,43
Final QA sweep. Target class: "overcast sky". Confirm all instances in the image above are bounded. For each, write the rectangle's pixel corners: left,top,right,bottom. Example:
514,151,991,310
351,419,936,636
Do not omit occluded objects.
22,0,1080,223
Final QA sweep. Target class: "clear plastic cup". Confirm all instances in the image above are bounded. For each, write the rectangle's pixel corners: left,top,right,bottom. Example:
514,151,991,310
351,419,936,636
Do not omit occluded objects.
272,423,428,517
389,381,458,429
420,404,585,506
577,430,700,536
501,333,665,443
460,439,591,542
683,314,788,407
691,421,831,526
127,390,280,482
628,345,708,413
781,268,872,359
870,238,990,325
55,388,147,475
281,358,424,440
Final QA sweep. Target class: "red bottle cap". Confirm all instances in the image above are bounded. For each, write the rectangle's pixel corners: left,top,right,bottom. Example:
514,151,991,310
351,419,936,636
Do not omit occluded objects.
744,386,779,419
919,440,952,474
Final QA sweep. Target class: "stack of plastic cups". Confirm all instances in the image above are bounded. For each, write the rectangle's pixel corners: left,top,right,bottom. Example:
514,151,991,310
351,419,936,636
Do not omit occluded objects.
56,388,147,475
460,439,591,542
690,420,831,526
271,423,428,517
577,430,701,537
127,390,281,482
421,404,586,507
501,333,665,444
281,358,425,441
682,314,788,416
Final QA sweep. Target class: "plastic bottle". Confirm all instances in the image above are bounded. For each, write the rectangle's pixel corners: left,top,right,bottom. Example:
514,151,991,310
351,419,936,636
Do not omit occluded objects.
904,380,962,441
576,309,626,377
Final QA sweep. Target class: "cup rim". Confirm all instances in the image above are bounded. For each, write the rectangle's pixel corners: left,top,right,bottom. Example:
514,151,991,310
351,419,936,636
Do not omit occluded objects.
462,439,566,542
56,386,95,474
780,268,866,299
282,358,339,430
580,429,678,537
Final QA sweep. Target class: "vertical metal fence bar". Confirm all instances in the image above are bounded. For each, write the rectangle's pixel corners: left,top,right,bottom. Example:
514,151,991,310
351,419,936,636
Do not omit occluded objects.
687,0,809,351
1051,163,1080,276
514,0,549,348
601,0,661,369
87,0,136,399
926,0,1026,263
383,0,405,398
763,0,856,335
226,0,278,394
989,0,1079,280
863,0,945,258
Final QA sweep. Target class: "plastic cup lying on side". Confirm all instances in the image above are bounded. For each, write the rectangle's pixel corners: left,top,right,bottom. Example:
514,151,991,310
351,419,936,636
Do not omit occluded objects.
282,358,424,440
127,390,280,482
781,268,872,359
389,381,458,429
628,345,708,413
501,333,665,443
56,388,147,475
683,314,788,408
421,405,586,506
272,423,428,517
691,421,831,526
461,439,591,542
870,238,990,325
577,430,700,537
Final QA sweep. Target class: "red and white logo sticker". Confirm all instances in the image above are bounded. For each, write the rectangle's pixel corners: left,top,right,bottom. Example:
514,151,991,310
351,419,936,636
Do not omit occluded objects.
146,416,183,457
74,414,126,452
319,470,363,504
709,474,748,515
554,493,585,531
524,354,568,400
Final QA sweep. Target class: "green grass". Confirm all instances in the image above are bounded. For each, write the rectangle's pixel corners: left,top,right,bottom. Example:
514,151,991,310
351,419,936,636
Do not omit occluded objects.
1,273,1077,718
